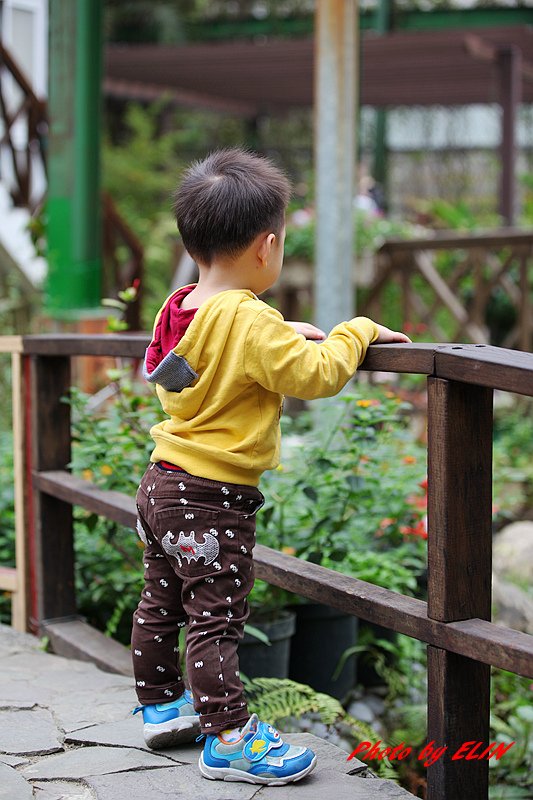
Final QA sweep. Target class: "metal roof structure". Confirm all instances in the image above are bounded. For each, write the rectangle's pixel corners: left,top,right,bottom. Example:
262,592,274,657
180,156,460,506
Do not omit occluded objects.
104,25,533,115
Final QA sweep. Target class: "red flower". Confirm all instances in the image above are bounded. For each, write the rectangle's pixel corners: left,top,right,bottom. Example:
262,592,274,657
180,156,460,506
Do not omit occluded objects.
400,519,428,540
408,494,427,510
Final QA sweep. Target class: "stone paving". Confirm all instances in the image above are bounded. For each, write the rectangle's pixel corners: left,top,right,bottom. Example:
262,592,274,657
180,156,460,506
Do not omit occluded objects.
0,624,413,799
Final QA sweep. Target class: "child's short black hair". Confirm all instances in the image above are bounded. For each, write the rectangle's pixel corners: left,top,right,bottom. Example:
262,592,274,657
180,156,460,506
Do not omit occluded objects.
172,148,291,265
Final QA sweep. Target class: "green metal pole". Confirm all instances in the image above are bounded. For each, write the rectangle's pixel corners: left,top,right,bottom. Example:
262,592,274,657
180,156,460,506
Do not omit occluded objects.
46,0,103,317
372,0,391,191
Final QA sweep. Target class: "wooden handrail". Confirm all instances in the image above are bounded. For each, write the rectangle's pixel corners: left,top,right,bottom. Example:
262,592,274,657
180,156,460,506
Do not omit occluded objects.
29,467,533,678
7,335,533,395
1,333,532,800
378,228,533,253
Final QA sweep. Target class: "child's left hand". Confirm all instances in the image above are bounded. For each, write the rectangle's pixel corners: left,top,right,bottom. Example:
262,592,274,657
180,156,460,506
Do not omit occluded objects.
287,321,327,341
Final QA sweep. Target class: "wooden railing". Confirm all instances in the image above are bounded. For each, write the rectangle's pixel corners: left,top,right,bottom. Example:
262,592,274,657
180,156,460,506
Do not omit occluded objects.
0,333,532,800
362,229,533,352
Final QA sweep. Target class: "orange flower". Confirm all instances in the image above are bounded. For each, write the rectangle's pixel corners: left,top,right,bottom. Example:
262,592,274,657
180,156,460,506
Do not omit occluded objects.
356,399,380,407
281,546,296,556
403,455,417,464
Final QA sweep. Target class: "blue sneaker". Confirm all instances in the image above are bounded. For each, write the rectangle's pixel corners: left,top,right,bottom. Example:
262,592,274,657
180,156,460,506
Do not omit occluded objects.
199,713,317,785
133,688,200,749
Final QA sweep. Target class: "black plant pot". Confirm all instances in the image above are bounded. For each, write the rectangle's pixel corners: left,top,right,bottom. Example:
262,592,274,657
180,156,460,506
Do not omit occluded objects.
238,610,296,679
288,603,358,699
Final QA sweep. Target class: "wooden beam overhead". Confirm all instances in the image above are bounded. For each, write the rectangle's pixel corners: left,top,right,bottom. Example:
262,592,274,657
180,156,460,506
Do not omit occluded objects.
104,25,533,113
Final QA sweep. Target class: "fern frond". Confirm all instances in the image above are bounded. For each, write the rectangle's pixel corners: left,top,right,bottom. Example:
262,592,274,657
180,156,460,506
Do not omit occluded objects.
245,677,343,726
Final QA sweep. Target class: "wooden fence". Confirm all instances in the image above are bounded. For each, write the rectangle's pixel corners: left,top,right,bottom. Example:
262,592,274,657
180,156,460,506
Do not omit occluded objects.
362,229,533,351
0,333,532,800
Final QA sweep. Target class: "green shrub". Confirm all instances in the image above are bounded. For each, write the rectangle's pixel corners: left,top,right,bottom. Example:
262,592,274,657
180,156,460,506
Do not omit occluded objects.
284,211,417,262
253,390,428,616
68,371,164,641
0,430,16,625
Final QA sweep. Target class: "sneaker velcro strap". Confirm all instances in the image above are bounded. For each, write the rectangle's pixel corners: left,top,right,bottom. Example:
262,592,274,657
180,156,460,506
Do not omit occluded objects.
243,722,283,763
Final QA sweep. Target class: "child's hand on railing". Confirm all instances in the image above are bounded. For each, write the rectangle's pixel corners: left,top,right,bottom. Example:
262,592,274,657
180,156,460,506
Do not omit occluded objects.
374,324,412,344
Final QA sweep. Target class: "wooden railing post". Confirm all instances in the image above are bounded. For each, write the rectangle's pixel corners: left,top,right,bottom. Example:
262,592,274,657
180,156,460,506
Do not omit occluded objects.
29,354,76,627
426,377,493,800
518,248,531,353
11,352,30,630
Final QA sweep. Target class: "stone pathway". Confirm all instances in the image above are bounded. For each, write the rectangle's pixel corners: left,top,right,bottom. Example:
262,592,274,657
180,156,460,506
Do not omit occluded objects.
0,625,412,799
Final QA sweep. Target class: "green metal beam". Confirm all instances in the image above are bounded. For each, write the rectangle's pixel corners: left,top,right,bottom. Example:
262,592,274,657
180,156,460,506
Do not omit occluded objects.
46,0,103,318
181,7,533,42
393,7,533,33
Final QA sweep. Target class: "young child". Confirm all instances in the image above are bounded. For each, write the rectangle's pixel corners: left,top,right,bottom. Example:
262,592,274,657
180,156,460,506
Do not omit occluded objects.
132,148,410,785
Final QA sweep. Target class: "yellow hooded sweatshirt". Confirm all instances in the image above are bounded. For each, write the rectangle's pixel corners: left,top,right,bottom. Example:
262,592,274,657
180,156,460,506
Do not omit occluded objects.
144,288,379,486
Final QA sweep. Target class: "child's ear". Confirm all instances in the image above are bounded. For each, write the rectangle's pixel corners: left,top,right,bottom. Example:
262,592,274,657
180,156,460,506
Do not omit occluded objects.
257,233,276,267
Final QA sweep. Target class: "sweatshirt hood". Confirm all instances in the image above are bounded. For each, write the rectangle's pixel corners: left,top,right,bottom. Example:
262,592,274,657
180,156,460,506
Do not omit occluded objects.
143,287,257,395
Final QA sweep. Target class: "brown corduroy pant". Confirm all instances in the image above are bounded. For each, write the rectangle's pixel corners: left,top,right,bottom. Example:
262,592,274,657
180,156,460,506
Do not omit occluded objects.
132,462,264,734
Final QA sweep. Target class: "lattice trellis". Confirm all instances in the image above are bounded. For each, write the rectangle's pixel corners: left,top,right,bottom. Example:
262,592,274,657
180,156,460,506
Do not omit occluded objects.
362,231,533,352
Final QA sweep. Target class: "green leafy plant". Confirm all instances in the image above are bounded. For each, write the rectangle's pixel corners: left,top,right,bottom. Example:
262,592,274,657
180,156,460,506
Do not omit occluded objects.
102,280,141,332
243,676,343,726
488,669,533,797
254,390,428,598
283,212,418,263
68,371,163,642
377,660,533,798
415,197,500,231
0,430,16,625
493,396,533,519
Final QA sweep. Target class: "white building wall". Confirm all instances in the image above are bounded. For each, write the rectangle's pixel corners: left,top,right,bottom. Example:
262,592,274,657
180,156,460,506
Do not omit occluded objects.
1,0,48,97
0,0,48,285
